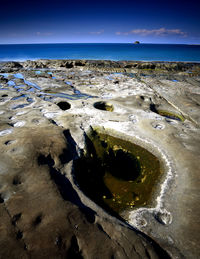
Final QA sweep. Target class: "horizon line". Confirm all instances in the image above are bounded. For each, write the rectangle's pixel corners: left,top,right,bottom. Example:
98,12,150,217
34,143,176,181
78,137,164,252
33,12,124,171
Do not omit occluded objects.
0,42,198,45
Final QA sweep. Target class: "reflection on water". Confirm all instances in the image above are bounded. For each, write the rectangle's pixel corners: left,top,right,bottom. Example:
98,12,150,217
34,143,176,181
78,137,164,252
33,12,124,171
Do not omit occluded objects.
14,73,24,79
2,72,97,105
11,94,26,100
27,97,34,103
41,91,95,100
7,80,15,86
65,81,72,85
0,73,9,78
12,103,30,109
27,87,35,92
24,80,41,90
16,88,24,92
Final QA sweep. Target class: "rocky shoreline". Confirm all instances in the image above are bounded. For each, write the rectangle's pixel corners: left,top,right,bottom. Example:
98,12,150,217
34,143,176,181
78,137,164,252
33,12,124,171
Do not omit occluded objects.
1,59,200,72
0,60,200,258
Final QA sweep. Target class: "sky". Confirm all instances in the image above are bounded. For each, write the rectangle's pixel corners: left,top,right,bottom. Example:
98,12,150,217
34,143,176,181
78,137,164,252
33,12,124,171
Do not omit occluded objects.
0,0,200,44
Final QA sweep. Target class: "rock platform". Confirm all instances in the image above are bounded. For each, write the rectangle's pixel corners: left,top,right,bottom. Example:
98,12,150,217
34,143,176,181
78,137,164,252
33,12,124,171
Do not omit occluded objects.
0,60,199,258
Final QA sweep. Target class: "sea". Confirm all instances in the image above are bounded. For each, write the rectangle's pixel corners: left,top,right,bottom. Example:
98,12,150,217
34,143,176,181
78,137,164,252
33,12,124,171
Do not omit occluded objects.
0,43,200,62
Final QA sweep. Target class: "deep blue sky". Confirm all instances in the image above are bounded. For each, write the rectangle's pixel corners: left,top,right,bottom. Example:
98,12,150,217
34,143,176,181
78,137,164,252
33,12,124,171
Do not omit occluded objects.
0,0,200,44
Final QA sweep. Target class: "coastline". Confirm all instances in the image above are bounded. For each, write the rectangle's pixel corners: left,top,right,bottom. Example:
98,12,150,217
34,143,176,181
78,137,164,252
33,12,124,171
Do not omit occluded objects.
1,59,200,72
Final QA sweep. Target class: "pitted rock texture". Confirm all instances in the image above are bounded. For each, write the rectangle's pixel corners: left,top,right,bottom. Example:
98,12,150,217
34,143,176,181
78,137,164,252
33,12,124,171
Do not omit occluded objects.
0,60,200,258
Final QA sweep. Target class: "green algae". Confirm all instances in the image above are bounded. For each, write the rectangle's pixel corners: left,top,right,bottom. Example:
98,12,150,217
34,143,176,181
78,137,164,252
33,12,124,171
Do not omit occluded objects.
93,101,114,112
157,110,185,122
74,129,163,216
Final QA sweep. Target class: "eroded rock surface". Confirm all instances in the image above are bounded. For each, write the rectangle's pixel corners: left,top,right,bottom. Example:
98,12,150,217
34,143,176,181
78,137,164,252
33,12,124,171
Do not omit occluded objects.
0,60,200,258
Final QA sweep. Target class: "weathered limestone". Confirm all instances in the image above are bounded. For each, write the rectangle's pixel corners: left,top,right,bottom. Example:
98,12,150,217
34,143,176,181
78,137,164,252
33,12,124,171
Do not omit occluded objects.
0,60,199,258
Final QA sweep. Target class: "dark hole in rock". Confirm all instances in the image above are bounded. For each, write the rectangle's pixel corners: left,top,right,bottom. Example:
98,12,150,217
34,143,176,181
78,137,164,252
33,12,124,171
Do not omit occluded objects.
2,94,8,97
12,213,22,226
49,119,57,125
33,214,42,226
0,194,4,203
75,61,85,66
65,63,74,68
7,122,14,127
101,140,107,148
149,103,158,113
114,80,119,84
93,101,114,112
38,154,55,167
4,140,12,145
67,235,83,259
13,176,21,185
16,230,23,240
57,101,71,111
73,129,162,217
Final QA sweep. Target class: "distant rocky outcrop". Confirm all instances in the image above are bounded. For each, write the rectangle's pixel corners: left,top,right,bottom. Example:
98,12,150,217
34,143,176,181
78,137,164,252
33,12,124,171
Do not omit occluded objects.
134,41,140,44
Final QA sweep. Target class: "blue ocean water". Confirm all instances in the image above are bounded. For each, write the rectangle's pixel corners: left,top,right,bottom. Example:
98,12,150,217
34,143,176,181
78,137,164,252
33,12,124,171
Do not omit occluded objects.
0,43,200,62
